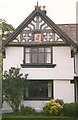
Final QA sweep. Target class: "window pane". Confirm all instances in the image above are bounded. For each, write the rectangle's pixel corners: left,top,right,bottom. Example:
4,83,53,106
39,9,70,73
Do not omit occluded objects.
39,48,44,52
38,53,44,63
24,87,29,97
32,53,37,63
45,53,51,63
32,48,37,53
25,48,31,52
45,48,51,52
29,81,48,98
48,82,52,97
25,53,31,63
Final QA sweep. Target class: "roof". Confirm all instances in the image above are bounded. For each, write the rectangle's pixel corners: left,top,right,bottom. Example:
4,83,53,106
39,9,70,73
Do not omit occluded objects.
58,24,76,43
2,6,78,48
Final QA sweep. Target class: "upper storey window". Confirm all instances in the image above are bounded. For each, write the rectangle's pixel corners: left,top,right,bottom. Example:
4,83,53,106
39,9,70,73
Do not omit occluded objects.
21,46,56,68
24,47,52,64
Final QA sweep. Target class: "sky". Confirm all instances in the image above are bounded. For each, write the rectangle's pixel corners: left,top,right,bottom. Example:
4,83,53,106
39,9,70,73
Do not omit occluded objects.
0,0,78,28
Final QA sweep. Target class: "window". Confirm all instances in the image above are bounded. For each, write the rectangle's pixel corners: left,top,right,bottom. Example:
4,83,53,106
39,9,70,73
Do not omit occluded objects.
24,80,53,100
24,47,52,64
21,46,56,68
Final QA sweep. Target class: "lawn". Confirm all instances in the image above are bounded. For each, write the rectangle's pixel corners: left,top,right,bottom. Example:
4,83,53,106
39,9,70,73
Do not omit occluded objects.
2,114,78,120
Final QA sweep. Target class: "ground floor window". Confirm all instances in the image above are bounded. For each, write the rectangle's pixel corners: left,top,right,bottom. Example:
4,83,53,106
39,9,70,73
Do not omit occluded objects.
24,80,53,100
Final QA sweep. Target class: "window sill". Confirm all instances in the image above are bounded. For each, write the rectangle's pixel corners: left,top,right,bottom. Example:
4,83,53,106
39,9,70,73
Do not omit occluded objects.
21,63,56,68
23,97,53,100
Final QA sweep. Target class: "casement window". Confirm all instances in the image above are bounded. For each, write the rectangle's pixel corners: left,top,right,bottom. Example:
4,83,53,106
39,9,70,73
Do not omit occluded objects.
24,47,52,64
24,80,53,100
21,46,56,68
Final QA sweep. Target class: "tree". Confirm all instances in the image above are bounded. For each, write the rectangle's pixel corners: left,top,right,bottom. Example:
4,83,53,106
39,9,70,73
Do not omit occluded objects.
1,20,15,40
1,20,15,58
2,67,28,113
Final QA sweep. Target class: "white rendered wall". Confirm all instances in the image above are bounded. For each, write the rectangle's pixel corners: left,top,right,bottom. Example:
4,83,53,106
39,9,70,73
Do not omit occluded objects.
22,101,47,112
3,47,74,79
53,47,74,79
54,80,74,103
20,46,74,79
3,47,23,71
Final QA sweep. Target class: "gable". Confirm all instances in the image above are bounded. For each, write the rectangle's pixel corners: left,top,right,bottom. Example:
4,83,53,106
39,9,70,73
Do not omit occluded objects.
2,6,78,48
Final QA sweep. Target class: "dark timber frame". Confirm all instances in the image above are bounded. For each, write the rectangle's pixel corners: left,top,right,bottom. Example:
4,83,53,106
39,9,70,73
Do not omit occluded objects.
2,6,78,49
23,79,53,100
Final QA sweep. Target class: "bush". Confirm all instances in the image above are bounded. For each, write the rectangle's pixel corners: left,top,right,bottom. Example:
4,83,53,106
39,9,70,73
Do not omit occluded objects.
55,99,64,106
43,99,63,115
20,105,36,115
63,103,78,117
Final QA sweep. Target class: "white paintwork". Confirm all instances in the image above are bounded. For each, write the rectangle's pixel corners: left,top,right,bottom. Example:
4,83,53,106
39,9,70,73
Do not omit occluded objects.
2,101,13,113
54,80,74,103
3,47,23,70
22,101,47,112
53,47,74,79
3,46,74,79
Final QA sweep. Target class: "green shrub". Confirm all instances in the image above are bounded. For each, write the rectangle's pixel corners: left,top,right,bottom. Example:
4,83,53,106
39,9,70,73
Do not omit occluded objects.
43,99,63,115
20,105,36,115
63,103,78,117
77,103,78,117
55,99,64,106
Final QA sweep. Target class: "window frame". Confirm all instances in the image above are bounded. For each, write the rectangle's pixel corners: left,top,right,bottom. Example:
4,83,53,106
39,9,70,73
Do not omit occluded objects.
21,46,56,68
24,47,52,64
23,80,53,100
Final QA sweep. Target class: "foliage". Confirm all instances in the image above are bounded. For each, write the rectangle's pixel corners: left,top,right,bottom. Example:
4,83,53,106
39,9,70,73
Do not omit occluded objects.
43,99,63,115
1,20,15,40
2,114,77,120
0,51,2,111
2,67,28,113
55,99,64,106
63,103,78,117
2,22,14,32
20,105,35,115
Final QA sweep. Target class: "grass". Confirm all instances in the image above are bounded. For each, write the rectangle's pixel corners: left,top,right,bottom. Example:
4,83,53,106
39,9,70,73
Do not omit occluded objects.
2,114,78,120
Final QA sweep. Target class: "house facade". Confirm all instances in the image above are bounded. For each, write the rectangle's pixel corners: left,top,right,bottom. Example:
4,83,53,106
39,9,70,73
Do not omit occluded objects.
2,5,78,111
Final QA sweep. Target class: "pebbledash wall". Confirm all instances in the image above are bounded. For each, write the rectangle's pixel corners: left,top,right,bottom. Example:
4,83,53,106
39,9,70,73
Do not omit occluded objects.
3,46,74,110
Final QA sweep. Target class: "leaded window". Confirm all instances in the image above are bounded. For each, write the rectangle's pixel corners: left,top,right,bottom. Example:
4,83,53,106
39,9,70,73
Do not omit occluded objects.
24,47,52,64
24,80,53,100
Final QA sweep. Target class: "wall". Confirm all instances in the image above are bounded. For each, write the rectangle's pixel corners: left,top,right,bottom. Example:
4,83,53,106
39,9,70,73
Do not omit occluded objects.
3,47,23,70
3,46,75,105
22,80,74,110
54,80,74,103
3,46,74,79
22,100,47,112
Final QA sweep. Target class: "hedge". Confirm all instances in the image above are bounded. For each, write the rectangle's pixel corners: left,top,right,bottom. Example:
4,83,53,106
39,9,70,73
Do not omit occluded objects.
2,118,78,120
63,103,78,117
